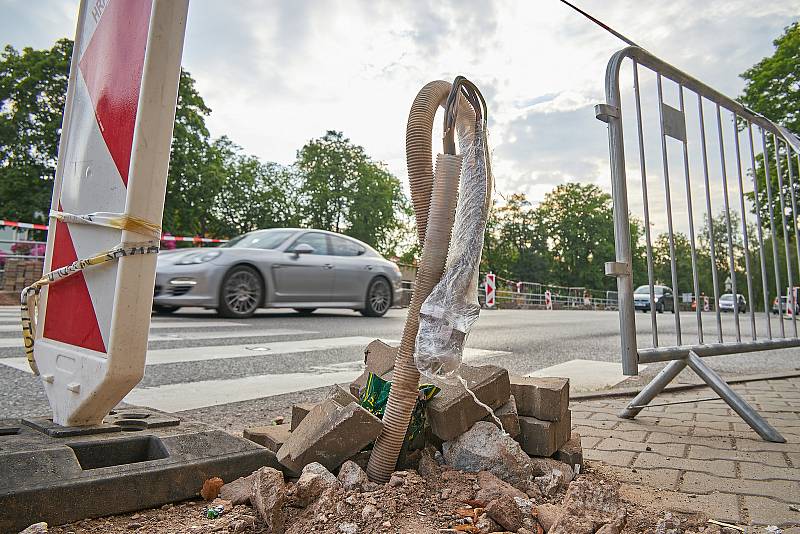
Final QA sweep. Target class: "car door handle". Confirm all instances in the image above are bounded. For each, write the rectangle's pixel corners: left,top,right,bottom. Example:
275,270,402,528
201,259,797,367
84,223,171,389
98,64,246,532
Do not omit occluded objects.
365,265,374,270
323,264,334,270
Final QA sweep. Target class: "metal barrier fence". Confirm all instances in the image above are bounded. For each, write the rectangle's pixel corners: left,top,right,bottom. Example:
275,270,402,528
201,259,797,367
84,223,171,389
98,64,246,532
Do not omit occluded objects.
597,46,800,442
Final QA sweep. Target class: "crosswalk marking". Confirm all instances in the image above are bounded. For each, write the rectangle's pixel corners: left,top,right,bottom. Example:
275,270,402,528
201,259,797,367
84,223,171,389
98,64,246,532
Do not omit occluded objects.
0,319,250,333
123,347,510,412
0,328,314,349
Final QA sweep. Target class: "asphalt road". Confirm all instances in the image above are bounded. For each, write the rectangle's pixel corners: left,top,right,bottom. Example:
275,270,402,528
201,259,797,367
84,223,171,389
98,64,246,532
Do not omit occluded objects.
1,306,798,434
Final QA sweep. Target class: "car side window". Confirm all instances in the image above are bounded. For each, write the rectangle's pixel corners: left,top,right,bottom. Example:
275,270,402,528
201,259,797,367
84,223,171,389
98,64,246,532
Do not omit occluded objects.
330,236,365,257
290,232,329,255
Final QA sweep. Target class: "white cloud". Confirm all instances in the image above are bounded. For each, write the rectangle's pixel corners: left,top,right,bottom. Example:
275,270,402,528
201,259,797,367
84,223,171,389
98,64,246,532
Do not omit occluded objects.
2,0,797,209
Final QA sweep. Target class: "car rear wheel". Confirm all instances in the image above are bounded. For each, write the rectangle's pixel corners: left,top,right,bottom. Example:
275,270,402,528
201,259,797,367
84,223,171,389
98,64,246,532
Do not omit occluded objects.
294,308,317,315
360,277,391,317
218,265,263,318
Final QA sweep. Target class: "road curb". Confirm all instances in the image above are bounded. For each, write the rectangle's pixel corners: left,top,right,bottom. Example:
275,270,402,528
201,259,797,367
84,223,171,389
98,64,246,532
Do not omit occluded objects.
571,369,800,400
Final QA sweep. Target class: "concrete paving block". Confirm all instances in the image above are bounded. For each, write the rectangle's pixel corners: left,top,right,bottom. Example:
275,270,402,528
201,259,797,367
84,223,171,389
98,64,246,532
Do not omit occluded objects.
510,376,569,421
350,339,397,397
0,409,278,533
485,395,521,438
427,364,511,441
327,383,359,407
243,424,291,453
277,398,383,473
291,403,317,431
553,432,583,470
517,410,572,457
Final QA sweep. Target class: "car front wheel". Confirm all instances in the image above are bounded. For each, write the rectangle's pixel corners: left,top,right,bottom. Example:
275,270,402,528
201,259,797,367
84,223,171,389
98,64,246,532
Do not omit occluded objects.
360,277,391,317
218,265,263,318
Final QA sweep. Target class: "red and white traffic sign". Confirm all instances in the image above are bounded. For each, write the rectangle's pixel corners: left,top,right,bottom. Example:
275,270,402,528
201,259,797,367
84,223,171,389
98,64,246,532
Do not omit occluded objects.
485,273,496,307
35,0,189,426
703,296,710,312
545,290,552,310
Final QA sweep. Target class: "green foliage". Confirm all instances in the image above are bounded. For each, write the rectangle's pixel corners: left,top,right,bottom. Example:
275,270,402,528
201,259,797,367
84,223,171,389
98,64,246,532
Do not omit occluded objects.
0,39,72,223
295,131,408,255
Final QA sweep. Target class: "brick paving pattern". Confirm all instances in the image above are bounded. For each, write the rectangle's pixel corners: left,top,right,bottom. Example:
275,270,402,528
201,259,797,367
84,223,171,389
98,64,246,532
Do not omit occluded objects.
572,376,800,529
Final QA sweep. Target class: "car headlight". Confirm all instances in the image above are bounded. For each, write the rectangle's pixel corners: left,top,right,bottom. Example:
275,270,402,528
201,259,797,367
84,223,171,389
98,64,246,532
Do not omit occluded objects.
176,250,221,265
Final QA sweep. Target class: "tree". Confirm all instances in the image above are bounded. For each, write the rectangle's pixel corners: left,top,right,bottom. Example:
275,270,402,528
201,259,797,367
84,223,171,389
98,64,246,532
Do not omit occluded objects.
0,39,72,223
295,131,408,254
210,137,299,237
740,24,800,234
535,183,616,290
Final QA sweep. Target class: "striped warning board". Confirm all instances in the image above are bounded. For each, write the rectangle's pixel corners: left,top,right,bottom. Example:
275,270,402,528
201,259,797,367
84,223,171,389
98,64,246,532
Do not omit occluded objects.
35,0,189,426
485,273,496,307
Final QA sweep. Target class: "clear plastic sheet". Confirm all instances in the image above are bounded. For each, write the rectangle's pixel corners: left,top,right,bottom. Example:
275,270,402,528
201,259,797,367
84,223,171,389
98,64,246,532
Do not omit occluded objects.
415,124,491,382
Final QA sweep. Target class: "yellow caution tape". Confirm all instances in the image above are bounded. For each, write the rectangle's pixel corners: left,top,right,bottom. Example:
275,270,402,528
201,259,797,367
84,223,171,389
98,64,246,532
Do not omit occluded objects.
21,241,159,375
49,210,162,239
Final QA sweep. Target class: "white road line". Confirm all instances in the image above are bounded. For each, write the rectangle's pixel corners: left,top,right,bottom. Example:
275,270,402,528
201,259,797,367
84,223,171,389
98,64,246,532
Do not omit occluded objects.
0,319,251,333
123,347,510,412
526,359,647,392
0,328,315,349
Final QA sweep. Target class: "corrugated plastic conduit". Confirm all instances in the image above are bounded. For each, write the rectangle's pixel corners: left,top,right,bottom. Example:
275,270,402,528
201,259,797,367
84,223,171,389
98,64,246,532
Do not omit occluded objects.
366,78,491,483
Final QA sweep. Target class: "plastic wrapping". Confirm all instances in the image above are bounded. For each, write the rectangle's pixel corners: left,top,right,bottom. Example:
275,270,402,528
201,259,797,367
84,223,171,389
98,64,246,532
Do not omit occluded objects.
415,123,491,382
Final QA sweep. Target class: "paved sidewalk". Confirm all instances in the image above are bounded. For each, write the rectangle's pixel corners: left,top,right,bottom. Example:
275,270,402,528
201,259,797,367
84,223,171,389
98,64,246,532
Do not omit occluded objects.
572,376,800,530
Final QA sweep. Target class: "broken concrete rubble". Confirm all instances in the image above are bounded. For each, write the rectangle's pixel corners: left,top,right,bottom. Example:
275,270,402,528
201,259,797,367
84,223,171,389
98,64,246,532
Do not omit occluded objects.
475,470,528,502
250,467,286,534
549,477,626,534
277,385,382,473
510,375,569,421
220,474,254,505
517,409,572,457
295,462,340,507
442,420,532,490
486,493,524,531
427,364,511,441
337,460,369,492
243,423,291,453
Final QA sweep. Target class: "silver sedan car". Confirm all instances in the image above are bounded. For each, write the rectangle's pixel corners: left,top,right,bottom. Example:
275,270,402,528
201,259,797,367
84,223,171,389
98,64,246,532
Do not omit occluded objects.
153,228,402,318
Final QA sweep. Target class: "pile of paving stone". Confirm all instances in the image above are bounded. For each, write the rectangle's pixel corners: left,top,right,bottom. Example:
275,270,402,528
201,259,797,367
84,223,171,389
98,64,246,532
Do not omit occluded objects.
213,338,602,533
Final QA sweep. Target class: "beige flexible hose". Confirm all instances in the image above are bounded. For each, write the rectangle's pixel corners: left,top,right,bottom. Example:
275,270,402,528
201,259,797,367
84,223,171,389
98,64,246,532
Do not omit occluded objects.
366,81,478,483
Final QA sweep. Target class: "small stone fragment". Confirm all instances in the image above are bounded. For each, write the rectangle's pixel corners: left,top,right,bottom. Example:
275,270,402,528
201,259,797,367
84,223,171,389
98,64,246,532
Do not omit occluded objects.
418,447,441,479
535,468,570,497
535,503,561,532
220,474,254,505
388,474,405,487
486,494,524,532
362,504,381,520
201,477,224,501
553,432,583,470
19,523,48,534
549,478,626,534
296,462,341,506
338,460,369,491
250,467,286,534
475,513,501,533
243,423,291,453
476,470,528,502
338,522,359,534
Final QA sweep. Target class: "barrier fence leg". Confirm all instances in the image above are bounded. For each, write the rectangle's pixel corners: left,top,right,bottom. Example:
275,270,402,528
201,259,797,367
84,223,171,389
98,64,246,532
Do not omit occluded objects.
619,359,687,418
685,352,785,443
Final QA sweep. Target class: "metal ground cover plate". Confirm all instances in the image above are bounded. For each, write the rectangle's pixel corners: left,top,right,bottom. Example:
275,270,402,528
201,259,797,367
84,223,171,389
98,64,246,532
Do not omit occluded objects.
0,408,280,531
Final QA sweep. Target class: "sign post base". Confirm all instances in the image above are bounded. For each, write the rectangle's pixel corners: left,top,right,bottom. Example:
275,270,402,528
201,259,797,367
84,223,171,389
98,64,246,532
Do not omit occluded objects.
0,408,279,531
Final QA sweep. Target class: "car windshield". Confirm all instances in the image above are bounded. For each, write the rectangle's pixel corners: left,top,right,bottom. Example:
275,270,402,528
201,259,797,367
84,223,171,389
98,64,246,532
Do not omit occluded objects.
221,230,294,249
721,294,734,301
634,286,663,295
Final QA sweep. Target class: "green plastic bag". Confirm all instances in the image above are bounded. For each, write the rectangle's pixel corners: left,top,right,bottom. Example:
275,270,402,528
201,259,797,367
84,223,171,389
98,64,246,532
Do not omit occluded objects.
358,372,440,444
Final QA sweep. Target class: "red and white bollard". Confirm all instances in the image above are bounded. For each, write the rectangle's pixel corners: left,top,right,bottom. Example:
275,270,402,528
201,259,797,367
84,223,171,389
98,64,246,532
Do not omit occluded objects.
703,296,710,312
545,290,553,310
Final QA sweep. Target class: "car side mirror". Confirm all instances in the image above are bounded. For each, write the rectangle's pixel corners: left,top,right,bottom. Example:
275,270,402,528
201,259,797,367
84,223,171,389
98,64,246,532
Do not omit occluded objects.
292,243,315,257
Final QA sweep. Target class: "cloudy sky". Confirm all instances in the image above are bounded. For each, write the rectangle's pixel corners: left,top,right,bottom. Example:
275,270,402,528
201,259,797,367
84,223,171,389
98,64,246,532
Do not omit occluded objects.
2,1,797,221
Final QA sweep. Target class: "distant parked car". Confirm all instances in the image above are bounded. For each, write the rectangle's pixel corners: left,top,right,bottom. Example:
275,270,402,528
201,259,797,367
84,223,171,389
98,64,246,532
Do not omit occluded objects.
153,228,402,318
633,285,675,313
719,293,746,313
